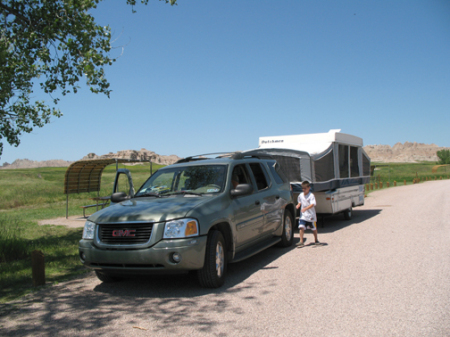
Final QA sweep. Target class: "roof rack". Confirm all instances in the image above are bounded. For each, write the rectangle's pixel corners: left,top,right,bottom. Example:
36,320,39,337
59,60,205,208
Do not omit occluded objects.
175,150,274,164
174,152,236,164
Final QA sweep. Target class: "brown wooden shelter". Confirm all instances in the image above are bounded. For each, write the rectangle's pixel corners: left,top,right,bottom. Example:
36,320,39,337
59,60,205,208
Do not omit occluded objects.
64,159,151,218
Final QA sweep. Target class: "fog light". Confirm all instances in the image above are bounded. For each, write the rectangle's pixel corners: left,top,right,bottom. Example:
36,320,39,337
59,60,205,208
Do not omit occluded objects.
80,252,86,262
172,252,181,263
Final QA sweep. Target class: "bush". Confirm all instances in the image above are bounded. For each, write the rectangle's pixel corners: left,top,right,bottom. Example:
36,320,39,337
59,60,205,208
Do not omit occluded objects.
437,149,450,164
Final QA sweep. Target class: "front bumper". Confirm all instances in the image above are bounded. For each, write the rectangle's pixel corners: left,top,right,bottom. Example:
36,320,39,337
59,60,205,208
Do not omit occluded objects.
79,236,207,274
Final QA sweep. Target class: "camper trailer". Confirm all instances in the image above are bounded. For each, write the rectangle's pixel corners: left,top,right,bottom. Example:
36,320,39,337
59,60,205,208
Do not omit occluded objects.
243,129,371,220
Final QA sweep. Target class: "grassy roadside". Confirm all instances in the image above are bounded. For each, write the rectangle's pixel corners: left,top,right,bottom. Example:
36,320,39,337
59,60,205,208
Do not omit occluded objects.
0,163,162,303
365,162,450,196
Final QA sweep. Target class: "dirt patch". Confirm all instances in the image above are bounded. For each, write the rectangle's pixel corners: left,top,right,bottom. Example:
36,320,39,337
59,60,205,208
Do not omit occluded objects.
38,216,86,228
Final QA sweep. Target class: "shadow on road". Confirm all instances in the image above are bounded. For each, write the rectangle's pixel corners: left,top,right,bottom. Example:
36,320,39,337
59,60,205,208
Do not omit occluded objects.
313,209,382,234
0,242,296,336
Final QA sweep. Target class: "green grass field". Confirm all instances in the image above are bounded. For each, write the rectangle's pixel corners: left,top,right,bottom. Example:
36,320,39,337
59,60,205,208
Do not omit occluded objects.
0,161,448,303
370,162,449,186
0,163,163,303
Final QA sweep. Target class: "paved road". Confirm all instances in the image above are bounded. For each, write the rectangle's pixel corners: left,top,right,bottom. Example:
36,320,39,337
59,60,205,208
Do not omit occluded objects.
1,181,449,336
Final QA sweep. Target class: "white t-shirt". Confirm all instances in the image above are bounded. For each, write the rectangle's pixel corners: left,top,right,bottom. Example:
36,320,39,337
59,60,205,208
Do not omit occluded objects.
298,191,317,222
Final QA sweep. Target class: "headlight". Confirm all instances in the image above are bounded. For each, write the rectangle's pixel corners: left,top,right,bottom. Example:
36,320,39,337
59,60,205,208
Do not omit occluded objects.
163,219,199,239
82,221,96,240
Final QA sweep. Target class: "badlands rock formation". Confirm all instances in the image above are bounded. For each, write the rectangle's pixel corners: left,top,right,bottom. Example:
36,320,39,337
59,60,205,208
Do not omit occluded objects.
1,159,73,169
363,142,447,163
0,149,180,169
81,148,180,165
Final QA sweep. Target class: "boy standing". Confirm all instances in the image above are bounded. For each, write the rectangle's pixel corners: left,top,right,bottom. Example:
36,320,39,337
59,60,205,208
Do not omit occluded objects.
296,181,319,247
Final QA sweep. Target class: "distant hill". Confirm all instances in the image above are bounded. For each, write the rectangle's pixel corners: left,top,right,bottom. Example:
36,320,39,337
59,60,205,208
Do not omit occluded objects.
0,149,181,169
363,142,448,163
1,143,448,169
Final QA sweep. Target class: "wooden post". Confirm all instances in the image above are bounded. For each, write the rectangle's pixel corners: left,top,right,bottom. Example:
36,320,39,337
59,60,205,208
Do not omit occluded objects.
375,183,378,189
394,181,397,186
387,181,390,187
370,183,373,190
31,250,45,287
404,180,406,185
380,182,383,189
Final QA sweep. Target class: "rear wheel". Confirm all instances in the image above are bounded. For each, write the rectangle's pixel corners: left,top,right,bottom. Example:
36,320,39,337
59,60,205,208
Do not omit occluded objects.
278,210,294,247
197,230,227,288
344,207,352,220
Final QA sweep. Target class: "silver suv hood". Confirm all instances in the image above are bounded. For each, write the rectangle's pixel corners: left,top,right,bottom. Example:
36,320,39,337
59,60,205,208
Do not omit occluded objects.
88,196,209,223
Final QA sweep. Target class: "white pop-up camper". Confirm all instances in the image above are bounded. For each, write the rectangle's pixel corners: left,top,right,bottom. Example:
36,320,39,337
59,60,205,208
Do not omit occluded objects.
243,129,371,220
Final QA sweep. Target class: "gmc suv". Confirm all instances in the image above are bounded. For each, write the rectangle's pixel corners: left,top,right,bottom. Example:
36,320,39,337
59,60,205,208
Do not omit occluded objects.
79,152,295,288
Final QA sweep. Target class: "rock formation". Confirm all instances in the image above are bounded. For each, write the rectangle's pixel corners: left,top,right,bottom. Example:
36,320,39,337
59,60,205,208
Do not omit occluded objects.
80,148,180,165
363,142,448,163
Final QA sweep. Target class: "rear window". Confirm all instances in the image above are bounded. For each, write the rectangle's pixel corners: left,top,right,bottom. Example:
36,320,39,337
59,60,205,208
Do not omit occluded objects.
268,162,285,184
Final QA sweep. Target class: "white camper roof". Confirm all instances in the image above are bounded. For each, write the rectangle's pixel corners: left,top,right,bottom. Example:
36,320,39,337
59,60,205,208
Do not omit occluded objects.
258,129,363,155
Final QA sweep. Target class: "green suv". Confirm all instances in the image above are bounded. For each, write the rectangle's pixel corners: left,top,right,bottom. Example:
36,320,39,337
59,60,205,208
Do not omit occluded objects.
79,152,295,288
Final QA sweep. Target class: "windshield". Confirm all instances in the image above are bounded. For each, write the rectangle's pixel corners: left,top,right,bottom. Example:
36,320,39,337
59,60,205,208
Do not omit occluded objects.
135,165,227,197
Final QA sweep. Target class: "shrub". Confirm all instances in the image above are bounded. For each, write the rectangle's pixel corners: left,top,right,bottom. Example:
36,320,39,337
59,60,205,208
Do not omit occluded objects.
437,149,450,164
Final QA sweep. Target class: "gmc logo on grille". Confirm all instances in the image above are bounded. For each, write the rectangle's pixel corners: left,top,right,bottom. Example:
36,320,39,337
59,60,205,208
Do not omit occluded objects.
112,229,136,237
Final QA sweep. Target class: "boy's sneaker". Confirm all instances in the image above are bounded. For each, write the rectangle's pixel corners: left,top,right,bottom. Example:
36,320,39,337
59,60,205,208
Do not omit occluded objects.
296,242,304,247
315,241,321,245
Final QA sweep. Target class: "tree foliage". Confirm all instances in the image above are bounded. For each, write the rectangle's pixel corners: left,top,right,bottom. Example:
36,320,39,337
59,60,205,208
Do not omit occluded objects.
436,149,450,165
0,0,175,157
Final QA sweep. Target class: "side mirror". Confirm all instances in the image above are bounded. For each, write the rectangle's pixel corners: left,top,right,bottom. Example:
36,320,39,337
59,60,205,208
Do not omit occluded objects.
230,184,253,197
111,192,129,203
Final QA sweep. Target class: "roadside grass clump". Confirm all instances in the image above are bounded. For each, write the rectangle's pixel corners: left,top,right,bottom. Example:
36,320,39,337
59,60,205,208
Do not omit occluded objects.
0,216,29,263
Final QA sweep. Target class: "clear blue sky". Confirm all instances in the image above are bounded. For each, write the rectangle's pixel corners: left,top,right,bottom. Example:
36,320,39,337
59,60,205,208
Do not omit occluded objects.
2,0,450,164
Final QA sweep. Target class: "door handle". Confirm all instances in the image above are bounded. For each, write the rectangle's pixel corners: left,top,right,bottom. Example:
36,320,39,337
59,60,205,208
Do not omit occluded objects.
255,201,260,205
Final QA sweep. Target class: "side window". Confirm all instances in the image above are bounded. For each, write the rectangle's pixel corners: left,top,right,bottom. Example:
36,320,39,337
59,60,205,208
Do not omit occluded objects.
339,145,349,178
249,163,269,191
350,146,359,177
231,164,251,188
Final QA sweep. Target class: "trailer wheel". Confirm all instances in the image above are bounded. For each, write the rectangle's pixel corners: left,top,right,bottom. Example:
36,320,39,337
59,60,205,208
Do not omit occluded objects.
344,207,352,220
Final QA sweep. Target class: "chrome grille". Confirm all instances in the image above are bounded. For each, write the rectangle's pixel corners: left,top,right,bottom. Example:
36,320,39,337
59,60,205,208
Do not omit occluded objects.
98,223,153,245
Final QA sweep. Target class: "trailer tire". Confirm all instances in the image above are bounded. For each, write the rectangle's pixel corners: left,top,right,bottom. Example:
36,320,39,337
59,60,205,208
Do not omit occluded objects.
344,207,352,220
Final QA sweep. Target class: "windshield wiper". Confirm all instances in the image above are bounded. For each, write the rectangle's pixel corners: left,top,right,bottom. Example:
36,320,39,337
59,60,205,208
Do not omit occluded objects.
168,191,203,196
135,191,161,198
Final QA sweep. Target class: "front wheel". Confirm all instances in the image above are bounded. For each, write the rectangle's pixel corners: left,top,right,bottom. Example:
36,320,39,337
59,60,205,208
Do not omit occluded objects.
278,210,294,247
344,207,352,220
197,230,227,288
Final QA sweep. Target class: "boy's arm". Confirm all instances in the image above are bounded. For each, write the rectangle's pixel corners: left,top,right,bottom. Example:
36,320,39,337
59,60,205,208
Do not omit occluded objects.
296,202,302,209
301,204,315,212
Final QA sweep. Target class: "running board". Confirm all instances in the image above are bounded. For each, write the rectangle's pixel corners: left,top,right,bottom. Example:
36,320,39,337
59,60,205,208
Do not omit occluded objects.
231,237,281,263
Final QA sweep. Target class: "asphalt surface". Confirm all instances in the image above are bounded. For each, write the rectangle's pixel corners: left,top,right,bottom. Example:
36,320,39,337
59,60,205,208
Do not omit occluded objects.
1,180,449,336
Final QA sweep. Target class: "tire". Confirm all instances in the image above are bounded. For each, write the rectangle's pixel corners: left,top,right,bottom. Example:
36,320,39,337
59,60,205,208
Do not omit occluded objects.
95,270,122,283
197,230,227,288
278,210,294,247
344,207,352,220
